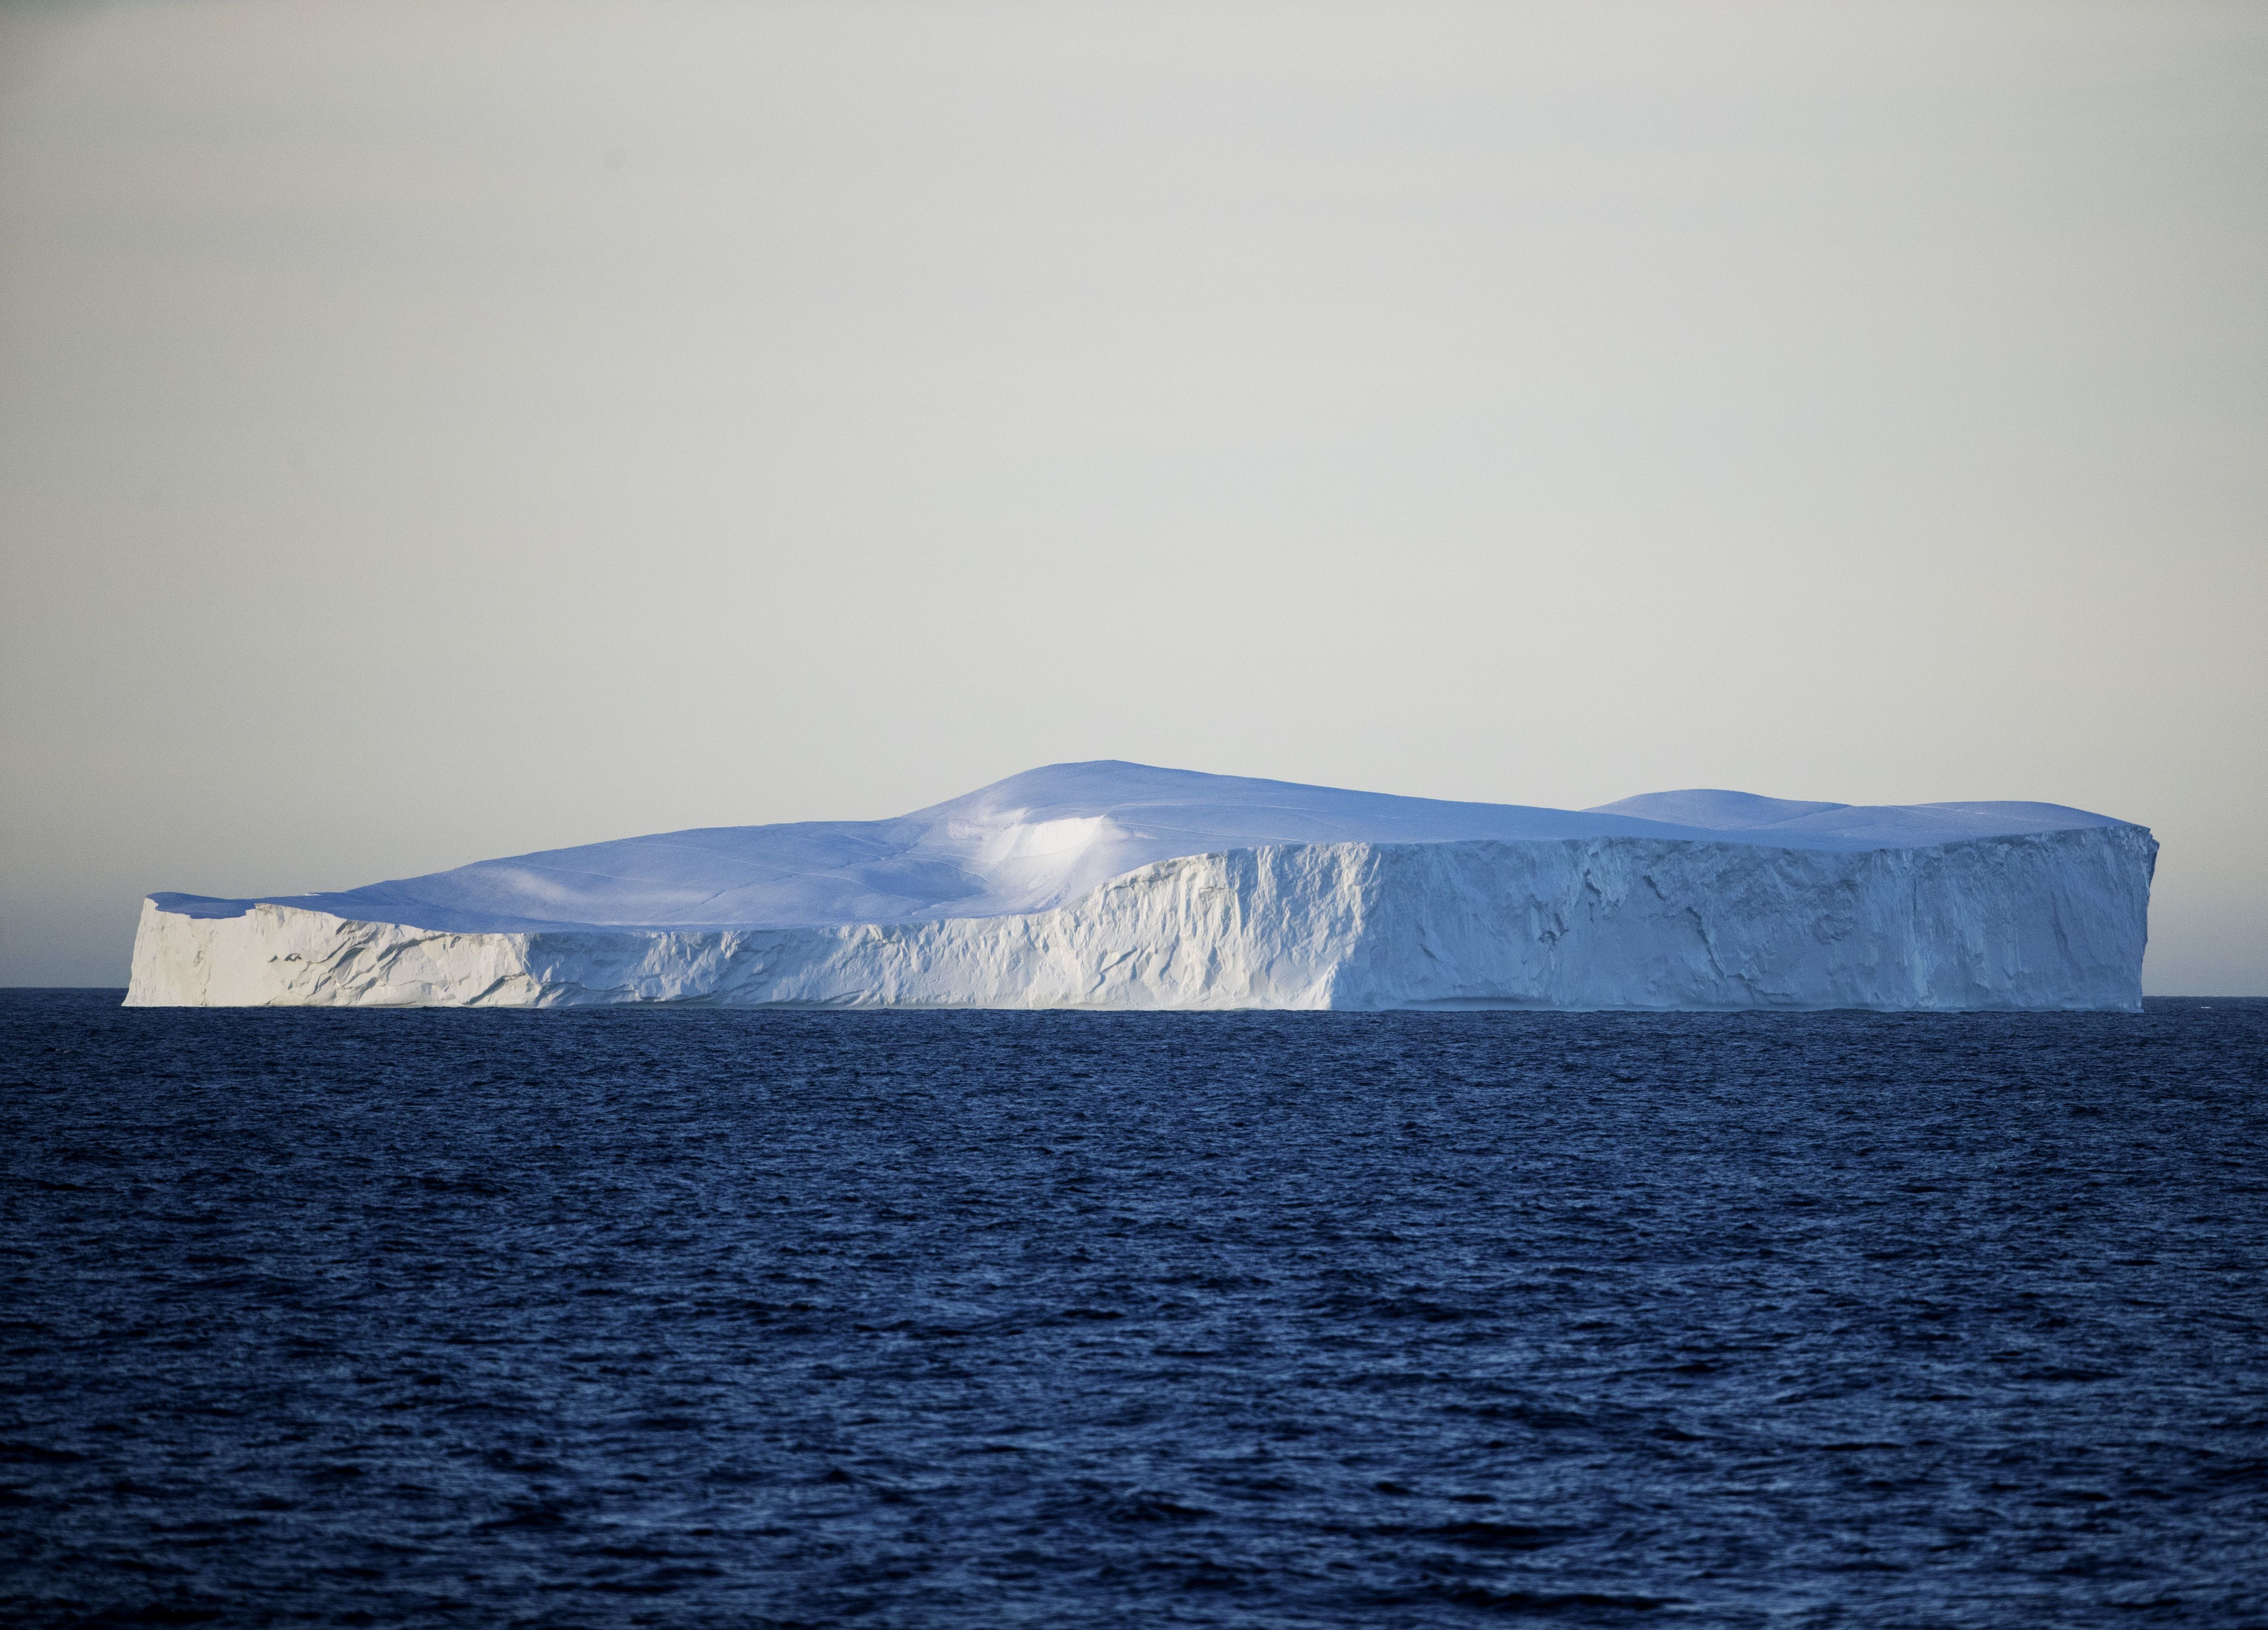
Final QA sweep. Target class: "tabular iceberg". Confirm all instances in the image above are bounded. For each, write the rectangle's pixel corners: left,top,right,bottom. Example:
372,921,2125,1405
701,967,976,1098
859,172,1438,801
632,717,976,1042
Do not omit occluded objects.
124,761,2155,1011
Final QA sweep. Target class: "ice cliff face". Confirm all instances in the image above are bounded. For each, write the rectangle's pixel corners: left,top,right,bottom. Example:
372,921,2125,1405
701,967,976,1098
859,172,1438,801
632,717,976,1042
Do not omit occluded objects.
124,762,2156,1010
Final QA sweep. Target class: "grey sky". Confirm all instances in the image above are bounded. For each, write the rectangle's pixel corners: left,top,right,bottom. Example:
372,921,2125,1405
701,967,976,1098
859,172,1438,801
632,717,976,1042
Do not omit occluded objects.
2,0,2263,991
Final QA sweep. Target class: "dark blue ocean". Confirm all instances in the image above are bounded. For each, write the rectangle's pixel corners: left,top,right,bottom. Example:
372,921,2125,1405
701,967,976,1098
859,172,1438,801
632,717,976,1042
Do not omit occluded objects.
2,992,2263,1628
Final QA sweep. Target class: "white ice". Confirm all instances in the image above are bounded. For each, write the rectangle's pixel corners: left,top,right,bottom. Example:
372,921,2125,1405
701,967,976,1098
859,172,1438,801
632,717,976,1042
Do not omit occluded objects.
146,760,2132,935
128,762,2153,1011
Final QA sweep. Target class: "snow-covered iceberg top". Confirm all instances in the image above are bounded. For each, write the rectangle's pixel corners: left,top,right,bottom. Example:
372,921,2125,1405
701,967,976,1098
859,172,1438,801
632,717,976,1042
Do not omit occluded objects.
150,760,2136,936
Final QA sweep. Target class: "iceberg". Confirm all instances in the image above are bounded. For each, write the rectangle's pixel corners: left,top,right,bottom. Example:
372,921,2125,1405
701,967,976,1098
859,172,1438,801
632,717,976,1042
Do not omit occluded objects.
123,761,2155,1010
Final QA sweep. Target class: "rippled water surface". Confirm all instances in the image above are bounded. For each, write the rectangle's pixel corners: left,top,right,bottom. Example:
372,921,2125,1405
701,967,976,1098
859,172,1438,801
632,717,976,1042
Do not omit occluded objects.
3,992,2265,1628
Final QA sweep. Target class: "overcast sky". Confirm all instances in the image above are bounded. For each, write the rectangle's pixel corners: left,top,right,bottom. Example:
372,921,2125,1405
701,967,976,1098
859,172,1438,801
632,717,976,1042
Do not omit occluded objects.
2,0,2263,991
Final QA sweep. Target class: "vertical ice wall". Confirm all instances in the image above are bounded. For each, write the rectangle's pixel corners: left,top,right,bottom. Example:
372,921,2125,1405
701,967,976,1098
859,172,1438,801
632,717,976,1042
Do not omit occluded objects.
125,823,2154,1010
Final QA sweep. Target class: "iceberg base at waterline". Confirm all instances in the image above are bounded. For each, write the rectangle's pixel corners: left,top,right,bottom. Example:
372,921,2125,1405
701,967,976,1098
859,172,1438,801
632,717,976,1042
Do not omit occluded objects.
124,762,2156,1010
